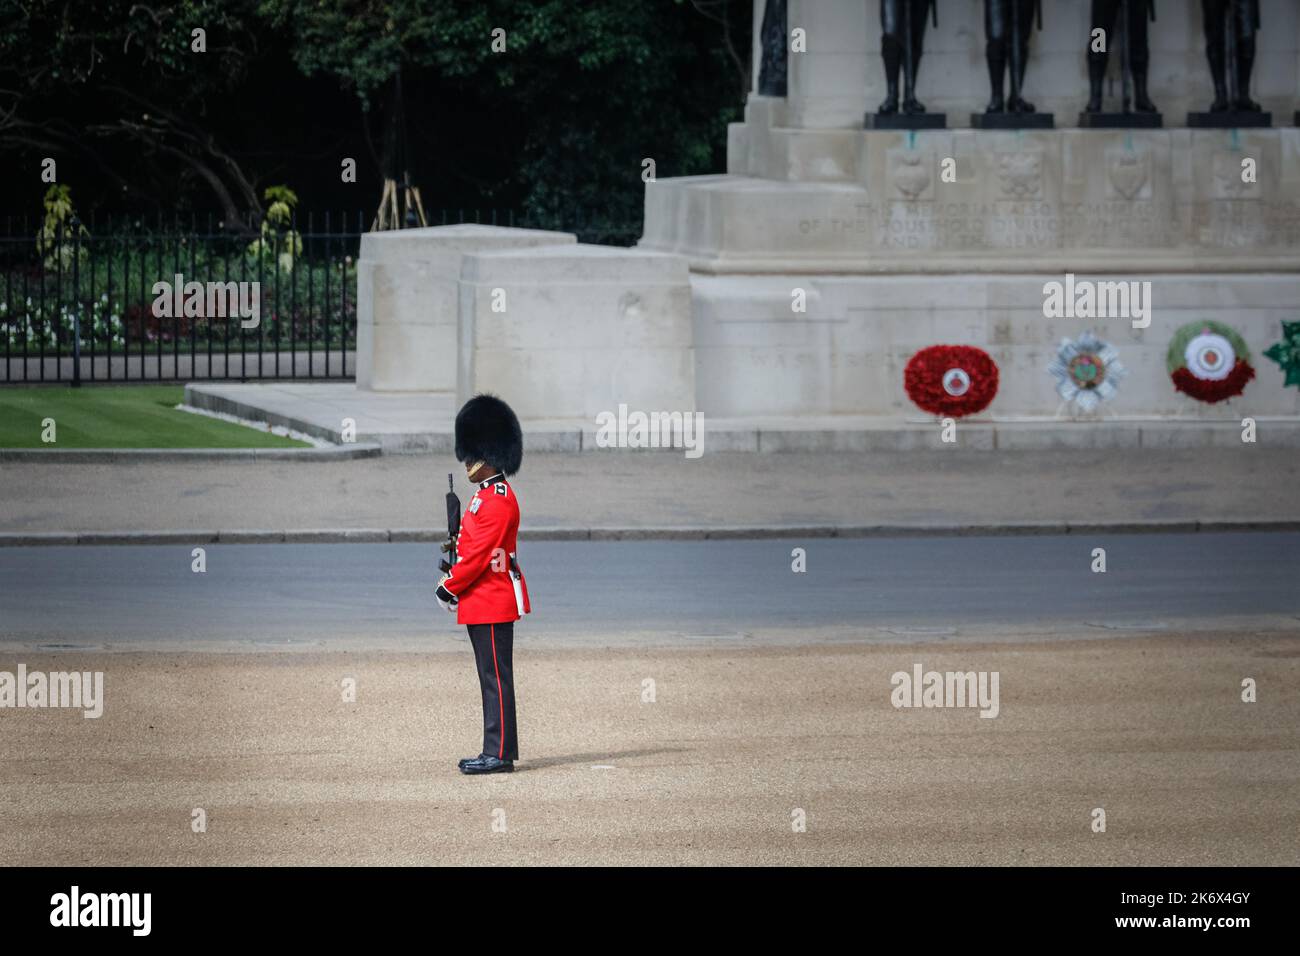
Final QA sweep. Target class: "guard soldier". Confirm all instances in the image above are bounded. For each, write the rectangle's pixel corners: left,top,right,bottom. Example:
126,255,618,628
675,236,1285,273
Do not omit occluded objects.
435,394,531,775
1084,0,1158,114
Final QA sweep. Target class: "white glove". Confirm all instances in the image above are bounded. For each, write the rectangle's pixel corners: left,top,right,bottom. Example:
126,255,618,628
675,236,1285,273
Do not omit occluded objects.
435,579,458,613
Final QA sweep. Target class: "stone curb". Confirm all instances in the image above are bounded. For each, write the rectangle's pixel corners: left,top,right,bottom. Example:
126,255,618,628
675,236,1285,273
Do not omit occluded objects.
1,520,1296,547
174,387,1300,454
0,443,383,463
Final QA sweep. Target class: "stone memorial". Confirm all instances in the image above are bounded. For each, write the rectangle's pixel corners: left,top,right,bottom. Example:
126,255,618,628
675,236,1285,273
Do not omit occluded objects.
350,0,1300,450
639,0,1300,427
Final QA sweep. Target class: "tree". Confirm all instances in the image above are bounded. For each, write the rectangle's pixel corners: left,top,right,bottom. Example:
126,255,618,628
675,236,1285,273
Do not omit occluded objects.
266,0,749,232
0,0,266,222
2,0,751,233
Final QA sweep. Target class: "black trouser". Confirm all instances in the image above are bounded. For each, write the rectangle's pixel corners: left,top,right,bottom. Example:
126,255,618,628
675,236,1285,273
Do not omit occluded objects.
467,622,518,761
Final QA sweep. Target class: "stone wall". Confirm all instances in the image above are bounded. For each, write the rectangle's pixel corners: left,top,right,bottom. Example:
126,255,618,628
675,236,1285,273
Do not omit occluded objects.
355,225,697,421
356,225,574,392
457,244,696,418
691,271,1300,419
653,127,1300,272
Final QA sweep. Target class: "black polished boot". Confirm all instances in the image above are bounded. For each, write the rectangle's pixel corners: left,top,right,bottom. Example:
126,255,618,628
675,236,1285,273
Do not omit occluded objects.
985,47,1005,113
1132,72,1158,113
1008,94,1036,114
902,41,926,113
878,81,899,115
1206,46,1230,111
1234,48,1260,111
1084,55,1106,112
461,754,513,775
902,73,926,115
878,40,901,114
1009,45,1035,112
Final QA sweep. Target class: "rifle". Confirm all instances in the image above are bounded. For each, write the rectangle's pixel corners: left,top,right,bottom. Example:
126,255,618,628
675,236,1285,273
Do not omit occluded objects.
438,474,460,574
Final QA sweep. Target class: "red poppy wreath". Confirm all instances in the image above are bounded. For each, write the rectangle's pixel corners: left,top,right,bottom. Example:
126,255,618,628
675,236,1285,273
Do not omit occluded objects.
1167,320,1255,404
904,345,999,417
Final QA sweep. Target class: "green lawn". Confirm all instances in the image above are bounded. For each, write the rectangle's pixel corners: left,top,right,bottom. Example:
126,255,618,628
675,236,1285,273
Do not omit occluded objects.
0,385,310,449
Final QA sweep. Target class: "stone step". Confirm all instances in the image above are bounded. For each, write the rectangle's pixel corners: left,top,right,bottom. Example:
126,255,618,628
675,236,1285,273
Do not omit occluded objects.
184,382,1300,454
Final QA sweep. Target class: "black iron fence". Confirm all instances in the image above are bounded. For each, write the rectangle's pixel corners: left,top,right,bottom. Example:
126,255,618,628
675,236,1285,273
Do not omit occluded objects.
0,210,363,384
0,207,640,385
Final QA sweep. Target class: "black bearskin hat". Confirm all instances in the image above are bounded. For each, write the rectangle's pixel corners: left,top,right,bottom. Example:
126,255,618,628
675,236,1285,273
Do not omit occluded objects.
454,394,523,476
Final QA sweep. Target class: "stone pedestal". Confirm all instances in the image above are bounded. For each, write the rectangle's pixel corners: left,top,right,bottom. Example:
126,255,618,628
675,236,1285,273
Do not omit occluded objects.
457,245,695,419
644,116,1300,422
355,225,694,421
1187,111,1273,128
645,127,1300,274
1075,112,1163,129
865,113,946,130
355,225,574,391
971,113,1055,130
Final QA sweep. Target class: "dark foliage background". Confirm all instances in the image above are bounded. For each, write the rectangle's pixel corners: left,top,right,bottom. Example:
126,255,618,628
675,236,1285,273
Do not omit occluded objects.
0,0,751,236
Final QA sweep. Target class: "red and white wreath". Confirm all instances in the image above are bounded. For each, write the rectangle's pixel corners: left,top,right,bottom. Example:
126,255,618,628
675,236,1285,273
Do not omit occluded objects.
1167,321,1255,404
904,345,999,417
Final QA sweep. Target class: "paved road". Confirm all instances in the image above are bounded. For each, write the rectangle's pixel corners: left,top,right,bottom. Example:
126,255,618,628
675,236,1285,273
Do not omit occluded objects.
4,448,1300,535
1,533,1297,646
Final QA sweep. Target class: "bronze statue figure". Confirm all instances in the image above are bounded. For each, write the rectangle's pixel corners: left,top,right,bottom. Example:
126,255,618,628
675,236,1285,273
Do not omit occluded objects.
984,0,1041,114
1201,0,1261,112
877,0,936,115
1085,0,1158,114
758,0,788,98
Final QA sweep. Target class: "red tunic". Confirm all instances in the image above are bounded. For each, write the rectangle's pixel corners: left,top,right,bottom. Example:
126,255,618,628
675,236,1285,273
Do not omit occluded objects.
442,477,531,625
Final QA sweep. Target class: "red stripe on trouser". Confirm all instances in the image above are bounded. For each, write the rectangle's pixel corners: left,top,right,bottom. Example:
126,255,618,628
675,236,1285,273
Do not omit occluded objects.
490,624,505,759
